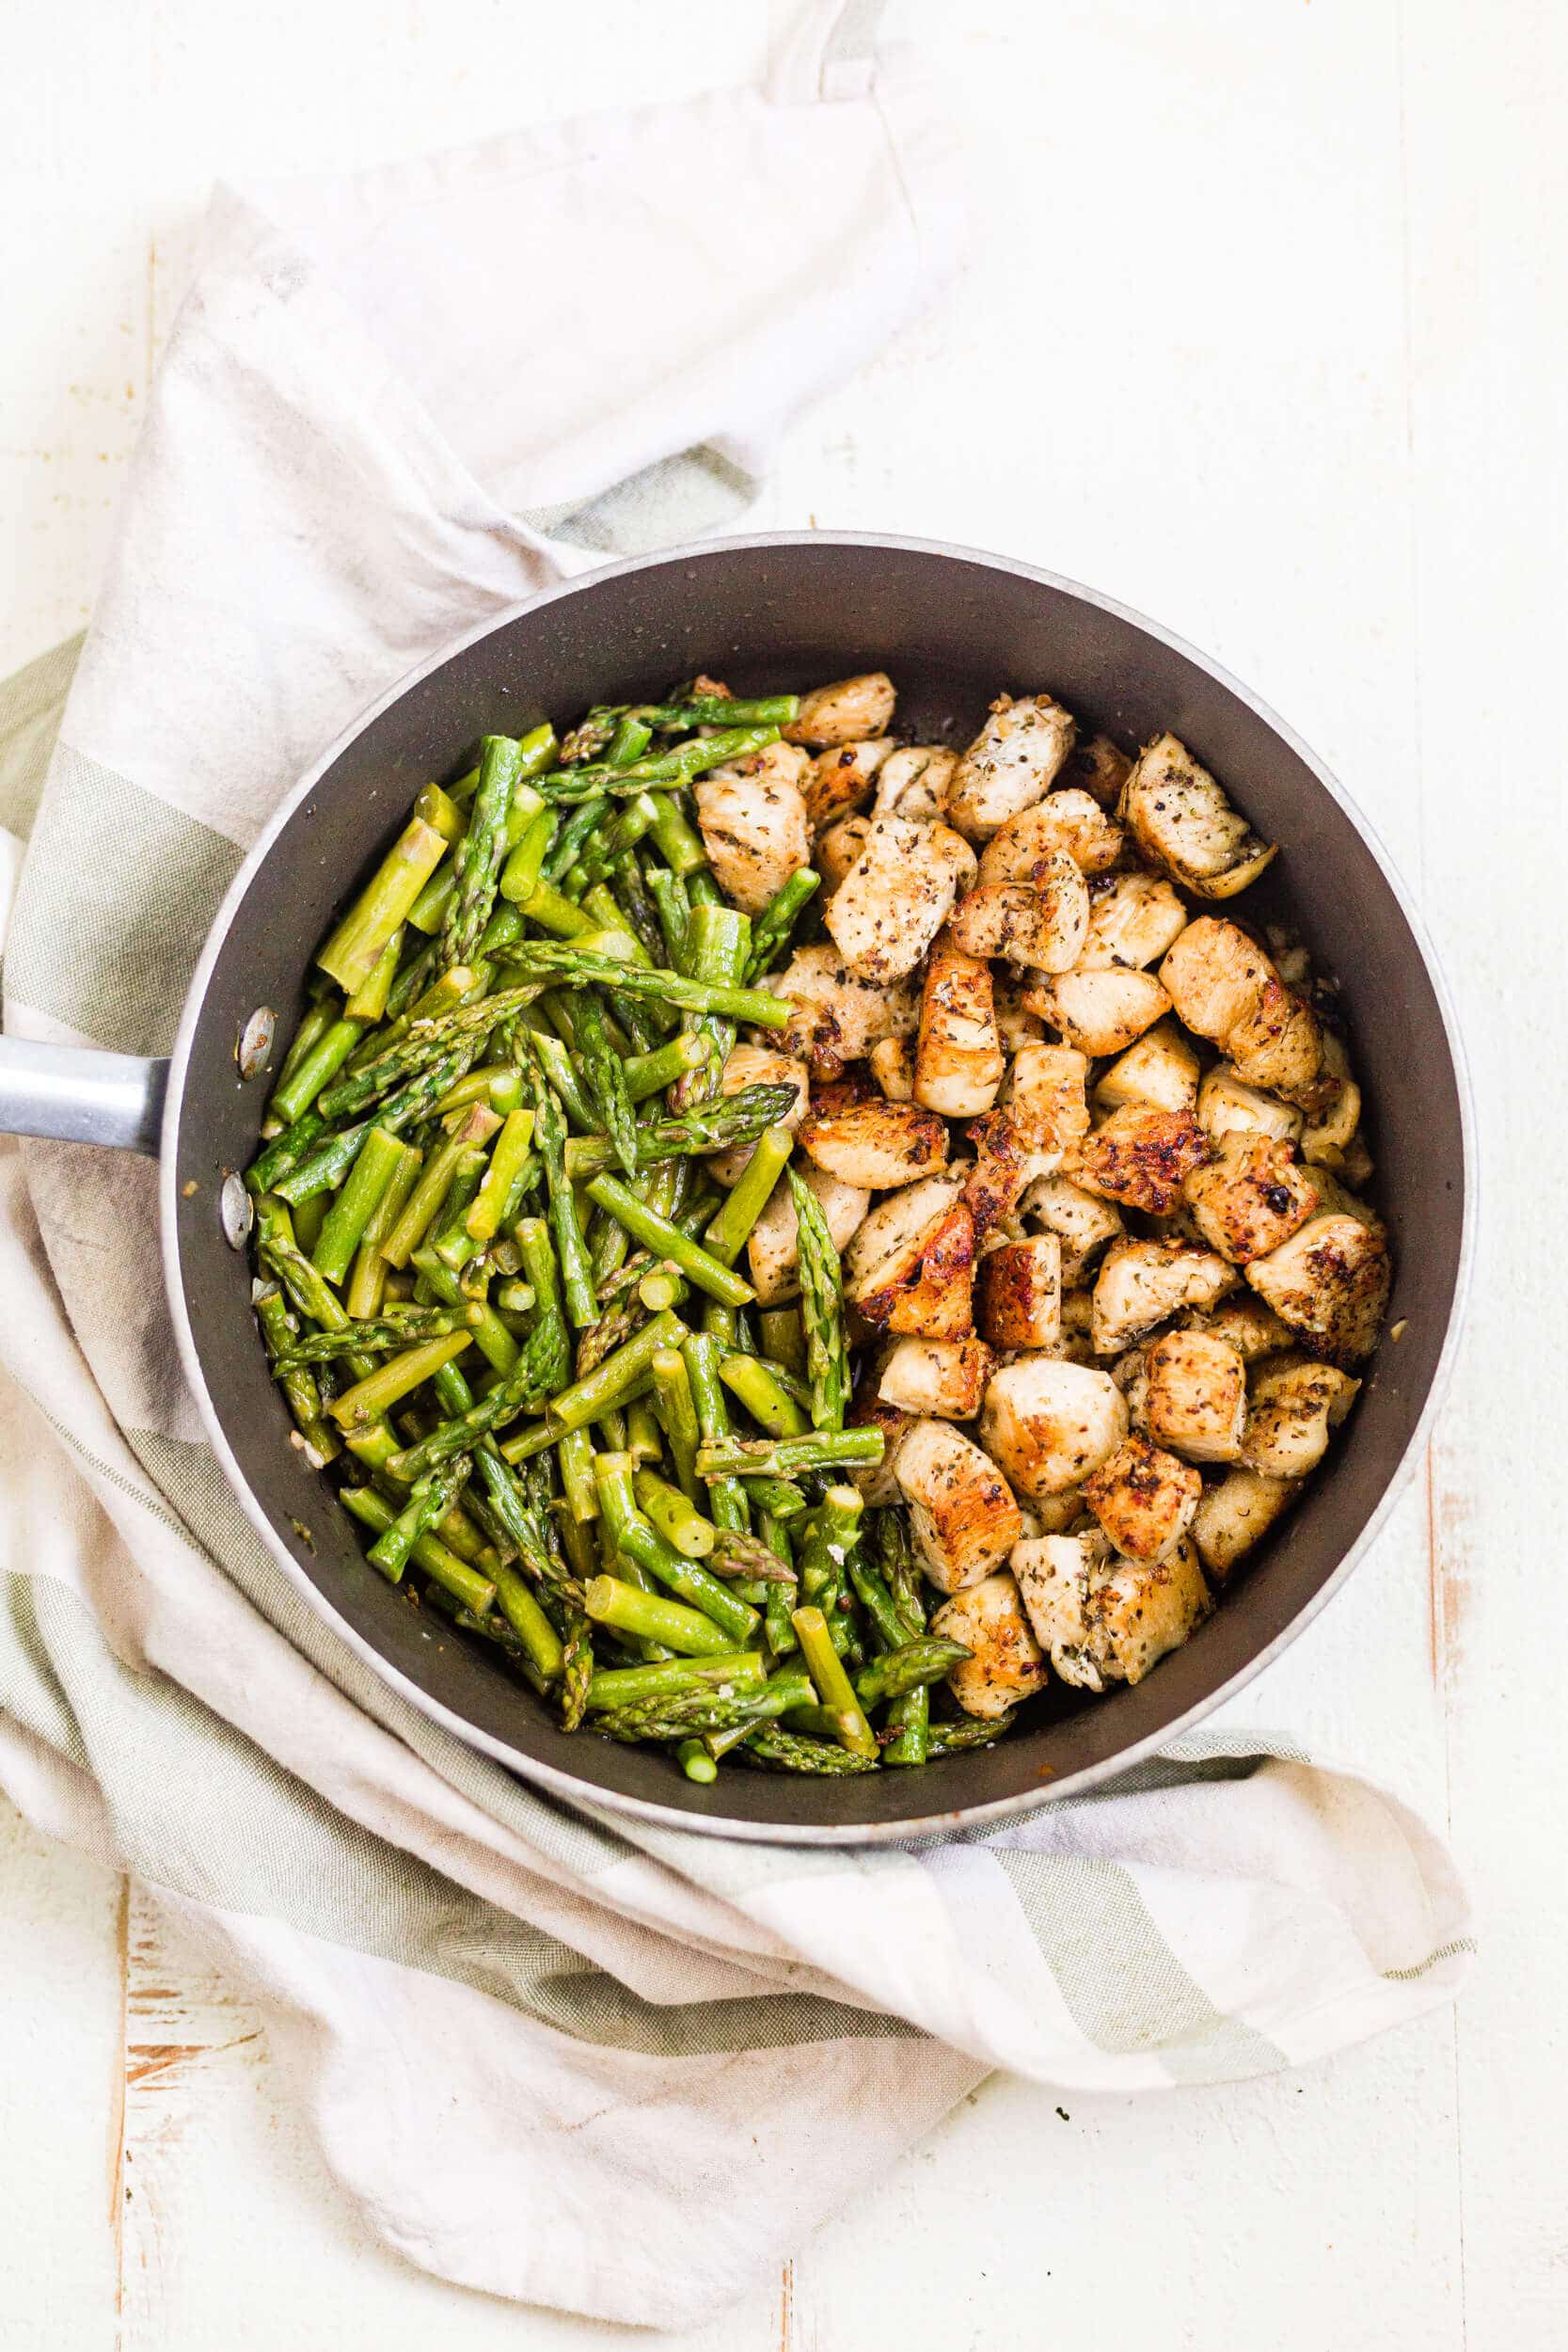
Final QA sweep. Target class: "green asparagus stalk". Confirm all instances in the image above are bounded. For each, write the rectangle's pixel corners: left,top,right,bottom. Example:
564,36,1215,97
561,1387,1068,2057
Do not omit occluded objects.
344,926,404,1022
583,1173,754,1307
791,1605,877,1760
268,1014,365,1126
326,1329,476,1430
703,1125,795,1266
787,1166,848,1434
583,1574,735,1658
339,1483,494,1614
738,1474,809,1519
441,734,524,969
317,815,450,994
309,1126,405,1286
529,1064,597,1329
695,1430,883,1481
533,723,781,803
562,1081,798,1179
368,1450,473,1581
746,867,820,980
410,1247,521,1376
855,1637,972,1710
927,1712,1015,1755
632,1469,718,1559
594,1454,757,1645
585,1652,765,1711
740,1725,879,1775
572,995,638,1178
464,1107,535,1246
254,1285,341,1464
497,943,790,1028
681,1333,750,1534
343,1139,422,1317
719,1353,810,1438
271,1304,482,1367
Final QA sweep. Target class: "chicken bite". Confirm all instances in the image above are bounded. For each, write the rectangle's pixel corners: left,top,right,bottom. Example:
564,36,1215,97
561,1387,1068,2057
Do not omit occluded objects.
804,737,898,833
1091,1237,1237,1355
873,744,957,824
1142,1330,1247,1464
930,1571,1049,1719
977,790,1124,883
693,762,811,915
1196,1061,1305,1145
1240,1353,1361,1479
948,857,1090,973
784,671,896,748
1062,733,1132,809
817,813,872,894
914,927,1005,1116
1160,917,1330,1110
1013,1530,1211,1688
1078,872,1190,971
824,815,976,983
1020,1171,1124,1285
878,1336,995,1420
1191,1468,1301,1579
762,943,920,1077
962,1042,1090,1244
1023,966,1172,1057
895,1420,1024,1593
1071,1103,1212,1216
975,1232,1064,1352
1119,732,1276,898
1083,1434,1203,1561
1181,1293,1293,1361
1181,1131,1321,1263
843,1169,975,1337
1245,1213,1391,1364
1094,1020,1202,1116
945,692,1077,841
798,1093,950,1191
979,1355,1129,1499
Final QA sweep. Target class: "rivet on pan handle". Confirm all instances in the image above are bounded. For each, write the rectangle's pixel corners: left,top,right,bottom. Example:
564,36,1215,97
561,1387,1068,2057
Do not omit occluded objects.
0,1037,169,1155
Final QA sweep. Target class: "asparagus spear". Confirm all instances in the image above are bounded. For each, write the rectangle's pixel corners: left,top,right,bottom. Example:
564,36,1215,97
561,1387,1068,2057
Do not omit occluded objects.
532,723,782,803
317,816,450,995
496,943,790,1029
441,734,523,969
787,1166,848,1434
270,1304,483,1366
740,1726,879,1775
562,1082,798,1180
694,1430,883,1481
746,868,820,981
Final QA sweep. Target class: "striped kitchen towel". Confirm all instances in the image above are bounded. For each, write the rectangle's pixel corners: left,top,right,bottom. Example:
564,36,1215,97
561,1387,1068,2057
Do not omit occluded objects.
0,3,1470,2328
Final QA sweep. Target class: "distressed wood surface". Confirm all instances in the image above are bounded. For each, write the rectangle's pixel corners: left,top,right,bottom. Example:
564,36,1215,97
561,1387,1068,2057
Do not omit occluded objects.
2,1,1563,2345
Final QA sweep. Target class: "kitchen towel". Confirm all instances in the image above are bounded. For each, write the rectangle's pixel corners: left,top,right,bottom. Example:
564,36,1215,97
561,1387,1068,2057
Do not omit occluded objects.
0,2,1471,2327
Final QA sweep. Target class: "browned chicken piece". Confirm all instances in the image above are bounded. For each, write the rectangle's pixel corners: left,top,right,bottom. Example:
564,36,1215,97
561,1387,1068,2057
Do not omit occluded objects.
895,1420,1024,1593
1159,914,1275,1040
1013,1529,1211,1688
823,814,976,983
1191,1467,1302,1579
872,744,957,823
1181,1131,1321,1263
931,1571,1049,1718
1196,1061,1305,1145
1023,966,1171,1056
843,1169,975,1337
1084,1433,1203,1561
1094,1020,1201,1116
798,1094,950,1190
746,1161,870,1308
1020,1172,1124,1285
1142,1331,1247,1464
706,1042,811,1186
1061,732,1132,810
962,1043,1090,1245
975,1233,1064,1352
977,790,1124,882
760,943,920,1076
1245,1213,1391,1364
1119,732,1276,898
693,760,812,915
979,1355,1129,1499
869,1035,914,1102
803,737,898,833
1160,916,1333,1111
845,1361,912,1506
878,1336,996,1420
816,813,872,894
944,692,1077,841
1091,1236,1237,1354
1181,1292,1293,1362
1240,1353,1361,1478
914,927,1005,1116
950,858,1091,975
884,1202,976,1338
1300,1029,1362,1166
1070,1103,1212,1215
1078,872,1190,971
784,671,896,748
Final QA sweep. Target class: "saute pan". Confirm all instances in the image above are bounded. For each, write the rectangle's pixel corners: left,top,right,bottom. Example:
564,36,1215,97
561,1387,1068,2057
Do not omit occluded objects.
0,533,1473,1840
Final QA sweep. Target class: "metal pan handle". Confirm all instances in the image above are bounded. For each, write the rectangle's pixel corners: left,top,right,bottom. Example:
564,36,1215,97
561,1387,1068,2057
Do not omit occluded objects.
0,1037,167,1155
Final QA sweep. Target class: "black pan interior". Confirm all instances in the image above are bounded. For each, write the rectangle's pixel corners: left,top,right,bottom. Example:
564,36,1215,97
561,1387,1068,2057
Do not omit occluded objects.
169,537,1465,1836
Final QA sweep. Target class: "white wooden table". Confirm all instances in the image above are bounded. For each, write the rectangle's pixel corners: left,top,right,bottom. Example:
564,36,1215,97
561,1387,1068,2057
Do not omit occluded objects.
3,3,1563,2345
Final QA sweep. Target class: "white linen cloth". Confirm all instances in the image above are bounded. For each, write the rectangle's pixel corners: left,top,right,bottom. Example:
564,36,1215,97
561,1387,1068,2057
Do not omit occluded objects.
0,3,1470,2325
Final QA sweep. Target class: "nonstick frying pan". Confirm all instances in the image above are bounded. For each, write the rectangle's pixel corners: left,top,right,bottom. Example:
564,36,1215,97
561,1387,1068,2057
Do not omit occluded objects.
0,533,1473,1840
